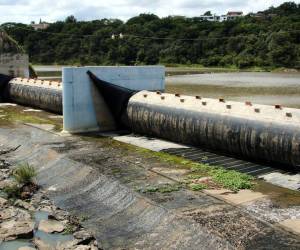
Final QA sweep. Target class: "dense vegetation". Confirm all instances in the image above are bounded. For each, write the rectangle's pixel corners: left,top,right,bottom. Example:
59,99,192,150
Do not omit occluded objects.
1,2,299,69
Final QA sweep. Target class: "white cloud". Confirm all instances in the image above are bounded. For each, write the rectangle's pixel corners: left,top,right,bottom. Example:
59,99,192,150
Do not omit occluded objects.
0,0,298,24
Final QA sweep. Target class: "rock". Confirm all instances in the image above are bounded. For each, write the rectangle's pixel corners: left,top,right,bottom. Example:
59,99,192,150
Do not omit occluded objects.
0,159,10,169
58,244,92,250
52,209,69,221
14,199,35,211
38,205,55,213
73,230,95,245
0,219,34,240
18,247,36,250
47,213,56,220
0,169,10,180
0,179,15,189
20,183,39,200
38,219,65,233
0,206,31,221
0,197,8,207
57,239,79,249
73,246,91,250
34,237,53,250
20,191,32,200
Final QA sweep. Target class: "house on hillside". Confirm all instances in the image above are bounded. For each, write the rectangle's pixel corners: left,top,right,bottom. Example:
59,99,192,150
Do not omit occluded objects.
199,14,220,22
227,11,243,19
221,12,243,21
200,11,243,22
30,19,50,30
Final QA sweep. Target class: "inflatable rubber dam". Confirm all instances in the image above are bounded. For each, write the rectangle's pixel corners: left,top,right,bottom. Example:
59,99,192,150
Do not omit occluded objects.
1,72,300,169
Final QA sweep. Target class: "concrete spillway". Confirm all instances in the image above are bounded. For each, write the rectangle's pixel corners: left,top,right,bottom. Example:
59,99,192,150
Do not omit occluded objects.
1,74,300,169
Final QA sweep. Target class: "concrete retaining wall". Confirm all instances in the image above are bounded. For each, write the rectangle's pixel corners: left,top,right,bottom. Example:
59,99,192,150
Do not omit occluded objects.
63,66,165,133
0,53,29,77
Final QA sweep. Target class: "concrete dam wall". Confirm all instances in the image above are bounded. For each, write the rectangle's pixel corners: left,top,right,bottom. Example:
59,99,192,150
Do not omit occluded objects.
1,74,300,169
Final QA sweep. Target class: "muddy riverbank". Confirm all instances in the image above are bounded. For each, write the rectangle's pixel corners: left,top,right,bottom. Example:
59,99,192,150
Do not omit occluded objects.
166,72,300,109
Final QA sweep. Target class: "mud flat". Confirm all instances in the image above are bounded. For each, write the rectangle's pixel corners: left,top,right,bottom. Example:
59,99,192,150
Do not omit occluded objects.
166,72,300,109
0,105,300,249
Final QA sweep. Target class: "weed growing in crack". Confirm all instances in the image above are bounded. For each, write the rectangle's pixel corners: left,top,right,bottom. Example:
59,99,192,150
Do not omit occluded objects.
13,163,37,185
138,183,182,194
209,169,254,192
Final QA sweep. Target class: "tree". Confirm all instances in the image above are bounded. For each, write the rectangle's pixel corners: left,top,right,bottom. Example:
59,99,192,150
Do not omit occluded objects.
267,32,297,67
2,2,299,68
204,11,212,16
65,15,77,23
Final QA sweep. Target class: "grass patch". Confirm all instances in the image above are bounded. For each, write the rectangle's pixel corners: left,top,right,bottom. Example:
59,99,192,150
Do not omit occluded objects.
2,163,38,200
0,106,63,131
189,183,207,191
209,169,254,192
138,183,182,194
190,162,212,172
63,224,77,235
13,163,37,185
81,134,255,192
185,163,254,192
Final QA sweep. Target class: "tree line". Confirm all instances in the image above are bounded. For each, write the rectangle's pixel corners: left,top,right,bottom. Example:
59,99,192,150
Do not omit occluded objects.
1,2,299,69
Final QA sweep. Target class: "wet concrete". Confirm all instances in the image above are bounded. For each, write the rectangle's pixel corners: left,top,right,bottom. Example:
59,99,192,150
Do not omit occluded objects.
0,119,300,249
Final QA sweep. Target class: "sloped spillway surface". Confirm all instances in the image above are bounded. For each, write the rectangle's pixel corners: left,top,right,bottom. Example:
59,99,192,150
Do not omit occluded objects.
1,124,300,249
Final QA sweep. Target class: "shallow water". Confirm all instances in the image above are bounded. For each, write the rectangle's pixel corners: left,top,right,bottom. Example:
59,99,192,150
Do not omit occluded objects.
0,240,35,250
34,211,74,246
0,211,73,249
166,72,300,109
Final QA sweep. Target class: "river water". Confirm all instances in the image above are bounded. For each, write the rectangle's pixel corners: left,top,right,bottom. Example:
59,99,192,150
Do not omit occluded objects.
166,72,300,109
34,66,300,109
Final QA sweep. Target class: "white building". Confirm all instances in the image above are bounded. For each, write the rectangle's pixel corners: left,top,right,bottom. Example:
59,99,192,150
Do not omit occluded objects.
199,14,220,22
200,11,243,22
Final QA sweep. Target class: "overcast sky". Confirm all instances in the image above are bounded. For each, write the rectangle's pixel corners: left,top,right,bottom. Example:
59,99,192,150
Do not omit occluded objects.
0,0,298,24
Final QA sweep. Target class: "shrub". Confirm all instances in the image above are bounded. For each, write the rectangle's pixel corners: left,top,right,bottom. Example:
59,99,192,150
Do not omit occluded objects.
13,163,37,185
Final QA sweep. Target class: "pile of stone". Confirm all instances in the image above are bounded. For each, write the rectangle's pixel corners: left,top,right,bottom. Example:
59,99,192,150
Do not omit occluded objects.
0,159,100,250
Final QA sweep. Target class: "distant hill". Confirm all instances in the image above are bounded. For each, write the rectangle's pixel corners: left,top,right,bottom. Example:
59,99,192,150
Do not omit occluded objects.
1,2,299,69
